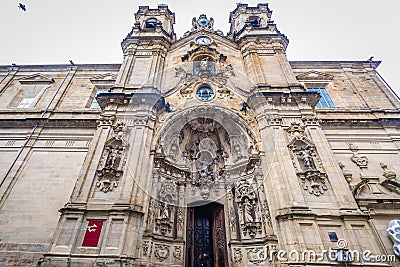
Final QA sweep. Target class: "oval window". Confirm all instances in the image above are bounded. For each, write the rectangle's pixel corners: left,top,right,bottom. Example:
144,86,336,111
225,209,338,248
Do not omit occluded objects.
196,86,214,101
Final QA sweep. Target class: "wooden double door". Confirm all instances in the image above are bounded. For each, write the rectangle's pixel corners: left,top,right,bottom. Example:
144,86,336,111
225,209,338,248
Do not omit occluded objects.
185,203,229,267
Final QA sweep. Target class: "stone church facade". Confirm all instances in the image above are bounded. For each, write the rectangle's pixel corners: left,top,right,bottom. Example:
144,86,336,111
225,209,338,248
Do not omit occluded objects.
0,3,400,267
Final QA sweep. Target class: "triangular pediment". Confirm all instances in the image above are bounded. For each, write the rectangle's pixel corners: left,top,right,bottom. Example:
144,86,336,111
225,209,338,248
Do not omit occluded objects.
353,177,400,201
296,70,334,82
19,73,54,84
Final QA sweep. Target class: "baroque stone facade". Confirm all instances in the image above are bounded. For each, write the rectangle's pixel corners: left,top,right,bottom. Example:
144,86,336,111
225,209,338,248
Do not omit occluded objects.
0,3,400,267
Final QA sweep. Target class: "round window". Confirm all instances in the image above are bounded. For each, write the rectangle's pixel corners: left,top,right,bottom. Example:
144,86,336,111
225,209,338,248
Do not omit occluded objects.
196,86,214,101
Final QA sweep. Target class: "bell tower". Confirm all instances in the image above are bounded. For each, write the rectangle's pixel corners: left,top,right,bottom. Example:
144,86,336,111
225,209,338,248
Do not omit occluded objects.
115,5,175,92
229,3,301,89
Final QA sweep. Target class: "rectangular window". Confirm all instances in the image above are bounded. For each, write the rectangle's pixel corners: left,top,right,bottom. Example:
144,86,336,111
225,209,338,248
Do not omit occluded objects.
307,87,335,108
17,97,35,108
90,89,109,109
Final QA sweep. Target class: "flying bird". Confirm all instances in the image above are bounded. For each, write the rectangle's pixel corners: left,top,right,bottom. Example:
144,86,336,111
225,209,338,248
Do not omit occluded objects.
18,3,26,12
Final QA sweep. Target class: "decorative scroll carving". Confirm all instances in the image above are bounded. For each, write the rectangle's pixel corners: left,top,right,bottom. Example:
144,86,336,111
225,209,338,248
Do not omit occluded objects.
381,163,397,180
154,244,170,262
246,247,267,265
173,246,182,264
233,248,243,264
172,60,235,99
96,121,129,193
349,143,368,169
177,207,184,231
235,178,262,238
287,122,328,196
143,241,150,256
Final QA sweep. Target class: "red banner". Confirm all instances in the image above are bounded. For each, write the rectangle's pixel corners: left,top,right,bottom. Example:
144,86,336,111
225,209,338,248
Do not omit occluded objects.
82,220,103,247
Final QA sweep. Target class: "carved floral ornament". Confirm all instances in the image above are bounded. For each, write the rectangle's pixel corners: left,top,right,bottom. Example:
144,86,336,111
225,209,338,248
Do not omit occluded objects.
287,122,328,196
96,121,129,193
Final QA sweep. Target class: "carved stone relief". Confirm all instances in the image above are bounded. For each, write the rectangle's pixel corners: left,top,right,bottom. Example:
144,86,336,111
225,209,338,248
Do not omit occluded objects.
233,248,243,264
154,244,170,262
246,247,267,265
381,163,397,180
172,58,235,99
287,122,328,196
173,246,183,264
235,178,262,238
96,121,129,193
142,241,150,257
155,180,177,236
349,142,368,169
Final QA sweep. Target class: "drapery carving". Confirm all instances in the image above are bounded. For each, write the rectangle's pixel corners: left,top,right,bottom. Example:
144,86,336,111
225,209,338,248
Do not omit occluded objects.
287,122,328,196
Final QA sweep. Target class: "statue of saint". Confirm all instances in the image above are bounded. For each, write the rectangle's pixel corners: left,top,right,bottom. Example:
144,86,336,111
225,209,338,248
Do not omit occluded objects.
243,198,254,223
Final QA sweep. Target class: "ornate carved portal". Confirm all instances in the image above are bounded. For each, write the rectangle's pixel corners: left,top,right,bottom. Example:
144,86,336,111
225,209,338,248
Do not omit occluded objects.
186,203,229,267
147,107,272,265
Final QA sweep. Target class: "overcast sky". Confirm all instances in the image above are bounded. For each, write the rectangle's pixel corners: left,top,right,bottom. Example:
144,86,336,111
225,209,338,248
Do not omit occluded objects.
0,0,399,95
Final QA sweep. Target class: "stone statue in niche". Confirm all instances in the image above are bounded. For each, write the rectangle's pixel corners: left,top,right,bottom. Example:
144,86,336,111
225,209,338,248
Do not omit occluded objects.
287,122,328,196
234,178,262,238
349,143,368,169
155,180,177,236
297,146,316,170
160,202,170,220
96,121,128,193
105,147,122,169
243,198,255,223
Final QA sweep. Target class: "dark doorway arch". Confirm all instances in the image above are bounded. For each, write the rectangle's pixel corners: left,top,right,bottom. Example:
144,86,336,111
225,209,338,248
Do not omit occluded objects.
186,202,228,267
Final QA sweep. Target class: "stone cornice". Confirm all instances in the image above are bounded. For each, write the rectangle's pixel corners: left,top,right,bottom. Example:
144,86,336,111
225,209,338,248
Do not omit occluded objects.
97,92,166,112
237,33,288,50
170,30,238,51
121,35,172,55
290,60,381,70
0,118,98,128
248,91,321,109
319,117,400,127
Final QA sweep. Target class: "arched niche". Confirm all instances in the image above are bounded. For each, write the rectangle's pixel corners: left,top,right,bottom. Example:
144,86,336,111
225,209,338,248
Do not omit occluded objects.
153,105,260,196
